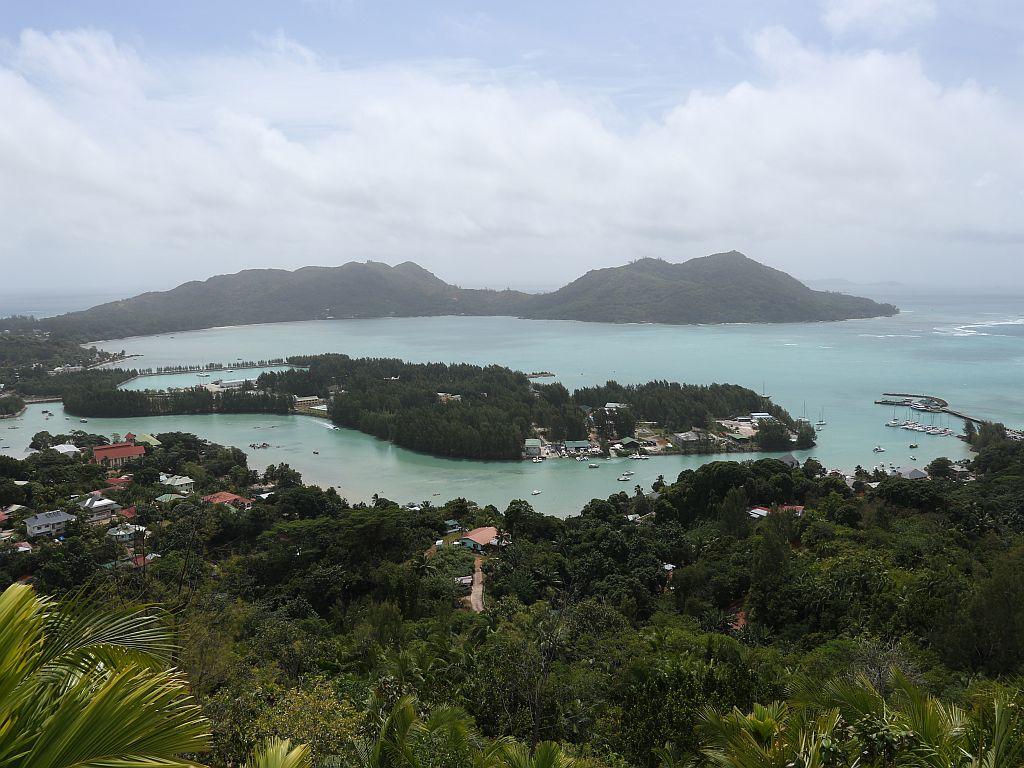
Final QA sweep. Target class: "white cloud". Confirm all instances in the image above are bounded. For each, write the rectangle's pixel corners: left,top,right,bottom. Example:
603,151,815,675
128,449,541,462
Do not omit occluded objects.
0,26,1022,293
822,0,937,39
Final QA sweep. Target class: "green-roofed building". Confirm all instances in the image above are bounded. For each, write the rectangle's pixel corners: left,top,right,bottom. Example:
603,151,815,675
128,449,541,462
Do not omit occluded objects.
155,493,184,504
133,433,162,447
523,438,542,457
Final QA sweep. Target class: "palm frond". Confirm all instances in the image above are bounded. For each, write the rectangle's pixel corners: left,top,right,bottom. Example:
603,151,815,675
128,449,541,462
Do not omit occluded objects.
246,738,312,768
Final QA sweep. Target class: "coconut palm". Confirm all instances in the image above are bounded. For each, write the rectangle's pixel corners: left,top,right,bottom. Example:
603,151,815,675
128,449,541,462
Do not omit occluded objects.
0,582,209,768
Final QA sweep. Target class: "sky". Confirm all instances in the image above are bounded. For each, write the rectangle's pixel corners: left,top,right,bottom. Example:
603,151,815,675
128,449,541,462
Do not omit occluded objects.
1,0,1023,295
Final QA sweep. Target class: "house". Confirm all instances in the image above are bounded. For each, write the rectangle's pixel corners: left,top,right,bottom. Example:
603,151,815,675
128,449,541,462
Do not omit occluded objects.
79,494,123,523
133,433,162,447
619,437,641,450
24,510,76,538
523,438,542,458
672,431,702,446
129,552,160,569
155,493,185,505
899,467,929,480
444,519,463,535
49,365,84,375
751,412,774,422
604,402,629,410
106,523,148,544
458,526,499,552
778,453,801,469
436,392,463,404
92,440,146,468
202,491,254,510
748,504,805,519
454,575,474,587
1,504,28,527
161,474,196,494
562,440,592,454
14,541,32,554
293,395,324,407
51,443,81,457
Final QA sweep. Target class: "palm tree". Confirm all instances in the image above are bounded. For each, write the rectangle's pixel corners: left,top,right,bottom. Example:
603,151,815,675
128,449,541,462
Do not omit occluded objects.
247,739,312,768
496,741,576,768
0,582,209,768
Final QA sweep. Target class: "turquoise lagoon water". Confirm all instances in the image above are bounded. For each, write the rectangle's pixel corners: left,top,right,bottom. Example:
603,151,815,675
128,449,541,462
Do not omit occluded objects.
3,292,1021,515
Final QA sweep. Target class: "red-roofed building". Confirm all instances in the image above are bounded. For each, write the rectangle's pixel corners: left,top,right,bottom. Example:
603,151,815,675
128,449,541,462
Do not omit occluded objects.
129,552,160,569
92,442,145,468
202,492,253,510
120,505,137,520
458,526,500,552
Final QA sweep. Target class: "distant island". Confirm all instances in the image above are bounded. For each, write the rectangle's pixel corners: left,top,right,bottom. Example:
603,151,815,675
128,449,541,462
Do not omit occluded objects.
10,251,897,340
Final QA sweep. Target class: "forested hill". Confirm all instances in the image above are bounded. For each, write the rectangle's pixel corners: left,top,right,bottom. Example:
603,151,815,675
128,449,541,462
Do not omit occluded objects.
524,251,898,323
27,251,896,339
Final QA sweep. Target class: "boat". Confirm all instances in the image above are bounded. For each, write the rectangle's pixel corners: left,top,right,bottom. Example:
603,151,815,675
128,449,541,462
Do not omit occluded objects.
531,457,543,463
909,443,919,449
623,470,635,476
312,450,319,455
588,463,599,468
816,407,826,426
79,419,88,423
531,489,542,496
886,418,901,427
197,373,210,378
617,474,631,482
873,446,885,453
910,456,917,461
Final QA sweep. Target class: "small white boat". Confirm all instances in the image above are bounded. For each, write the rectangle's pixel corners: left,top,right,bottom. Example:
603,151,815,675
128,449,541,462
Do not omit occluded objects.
80,419,88,423
198,373,210,378
909,456,917,461
886,419,901,427
531,457,543,463
588,463,599,468
617,474,631,482
873,446,885,453
531,489,542,496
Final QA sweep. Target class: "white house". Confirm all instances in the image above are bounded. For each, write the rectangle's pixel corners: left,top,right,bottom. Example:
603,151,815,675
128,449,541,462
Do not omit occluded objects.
161,474,196,494
24,510,76,538
51,444,81,456
79,495,122,524
106,523,148,544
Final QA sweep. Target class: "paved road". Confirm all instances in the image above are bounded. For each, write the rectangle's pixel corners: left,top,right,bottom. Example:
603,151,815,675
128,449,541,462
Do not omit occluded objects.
470,556,484,612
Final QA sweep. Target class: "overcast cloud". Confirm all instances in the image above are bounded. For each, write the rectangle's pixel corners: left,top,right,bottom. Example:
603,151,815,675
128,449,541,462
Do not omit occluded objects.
1,2,1023,294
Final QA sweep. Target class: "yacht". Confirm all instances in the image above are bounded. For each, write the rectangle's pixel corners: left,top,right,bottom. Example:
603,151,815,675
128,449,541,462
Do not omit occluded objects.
197,373,210,378
910,456,917,461
79,419,88,423
886,418,901,427
531,489,542,496
816,408,827,426
588,463,599,468
909,443,919,449
617,474,631,482
873,446,885,453
623,470,635,476
531,456,543,463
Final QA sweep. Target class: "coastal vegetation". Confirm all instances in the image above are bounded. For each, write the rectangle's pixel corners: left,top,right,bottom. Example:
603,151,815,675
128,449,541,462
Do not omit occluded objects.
4,252,898,339
2,429,1024,765
0,393,24,415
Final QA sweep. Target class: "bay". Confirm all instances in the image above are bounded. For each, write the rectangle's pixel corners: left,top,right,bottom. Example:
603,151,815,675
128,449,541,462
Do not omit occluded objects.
4,291,1021,516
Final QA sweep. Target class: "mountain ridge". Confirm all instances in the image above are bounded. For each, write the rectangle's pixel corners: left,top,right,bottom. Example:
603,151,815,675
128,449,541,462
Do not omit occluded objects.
23,251,898,339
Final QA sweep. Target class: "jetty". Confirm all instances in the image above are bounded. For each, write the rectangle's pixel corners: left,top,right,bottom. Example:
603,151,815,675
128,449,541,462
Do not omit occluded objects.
874,392,986,426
